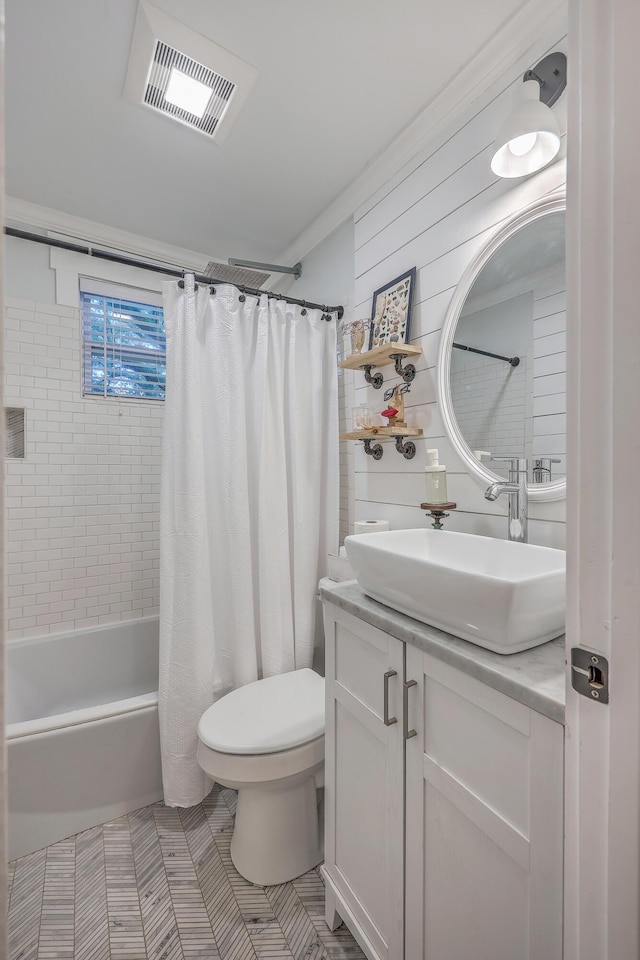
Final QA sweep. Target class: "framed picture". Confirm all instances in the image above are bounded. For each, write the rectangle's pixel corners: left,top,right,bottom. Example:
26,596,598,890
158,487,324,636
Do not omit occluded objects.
368,267,416,350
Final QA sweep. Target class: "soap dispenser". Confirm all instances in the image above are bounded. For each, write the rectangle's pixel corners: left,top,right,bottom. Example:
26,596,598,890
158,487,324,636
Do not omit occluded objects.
425,449,448,505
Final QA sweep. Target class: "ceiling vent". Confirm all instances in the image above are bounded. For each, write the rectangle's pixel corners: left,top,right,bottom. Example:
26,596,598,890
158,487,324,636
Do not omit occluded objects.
203,261,271,288
124,2,257,143
145,43,236,137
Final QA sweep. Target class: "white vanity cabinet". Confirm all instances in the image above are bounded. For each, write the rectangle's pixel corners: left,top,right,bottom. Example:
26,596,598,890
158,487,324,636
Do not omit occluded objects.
404,644,564,960
323,605,405,960
322,602,564,960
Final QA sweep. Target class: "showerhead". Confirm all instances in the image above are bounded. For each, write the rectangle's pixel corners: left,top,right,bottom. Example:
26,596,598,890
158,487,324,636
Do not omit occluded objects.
203,260,271,288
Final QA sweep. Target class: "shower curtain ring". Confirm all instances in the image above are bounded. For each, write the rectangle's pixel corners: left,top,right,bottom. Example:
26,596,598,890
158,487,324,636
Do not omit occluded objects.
179,272,198,291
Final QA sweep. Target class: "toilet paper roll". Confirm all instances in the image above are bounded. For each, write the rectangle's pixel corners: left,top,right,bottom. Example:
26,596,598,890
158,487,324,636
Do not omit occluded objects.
354,520,390,535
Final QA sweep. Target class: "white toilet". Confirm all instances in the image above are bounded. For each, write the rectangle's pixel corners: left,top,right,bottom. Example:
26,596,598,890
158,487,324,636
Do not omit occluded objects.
196,667,325,886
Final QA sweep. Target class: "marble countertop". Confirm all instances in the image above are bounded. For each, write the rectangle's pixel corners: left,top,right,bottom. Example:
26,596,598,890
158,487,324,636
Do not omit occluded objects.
320,579,566,724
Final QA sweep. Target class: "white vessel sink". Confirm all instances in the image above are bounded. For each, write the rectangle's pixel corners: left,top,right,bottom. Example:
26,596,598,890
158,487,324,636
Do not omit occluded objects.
344,529,565,654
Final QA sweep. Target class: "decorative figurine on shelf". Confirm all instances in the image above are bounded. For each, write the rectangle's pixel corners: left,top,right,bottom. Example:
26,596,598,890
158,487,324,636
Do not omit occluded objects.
341,318,370,356
381,382,410,428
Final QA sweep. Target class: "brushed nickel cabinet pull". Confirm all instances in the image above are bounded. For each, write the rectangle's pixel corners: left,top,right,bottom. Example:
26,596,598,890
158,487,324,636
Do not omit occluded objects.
383,670,398,726
403,679,417,740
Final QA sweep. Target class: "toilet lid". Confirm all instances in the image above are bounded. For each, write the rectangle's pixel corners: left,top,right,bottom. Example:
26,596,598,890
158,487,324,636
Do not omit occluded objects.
198,668,325,755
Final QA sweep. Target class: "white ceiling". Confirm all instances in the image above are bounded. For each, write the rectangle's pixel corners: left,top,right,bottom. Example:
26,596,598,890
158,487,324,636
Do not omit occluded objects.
470,211,566,297
6,0,530,264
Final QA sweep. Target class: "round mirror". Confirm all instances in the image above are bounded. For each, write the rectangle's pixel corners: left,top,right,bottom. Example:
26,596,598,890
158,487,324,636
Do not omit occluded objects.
437,194,566,501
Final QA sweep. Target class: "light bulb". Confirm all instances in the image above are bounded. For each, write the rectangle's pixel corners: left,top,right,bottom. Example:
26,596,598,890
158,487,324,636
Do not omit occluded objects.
165,68,213,119
491,68,564,177
508,132,538,156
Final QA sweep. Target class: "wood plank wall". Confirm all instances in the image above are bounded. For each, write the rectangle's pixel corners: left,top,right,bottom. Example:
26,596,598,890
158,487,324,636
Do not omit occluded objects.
349,34,568,549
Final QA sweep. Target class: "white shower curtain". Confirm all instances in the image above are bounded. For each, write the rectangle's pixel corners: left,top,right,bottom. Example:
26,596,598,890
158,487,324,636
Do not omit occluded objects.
159,275,339,807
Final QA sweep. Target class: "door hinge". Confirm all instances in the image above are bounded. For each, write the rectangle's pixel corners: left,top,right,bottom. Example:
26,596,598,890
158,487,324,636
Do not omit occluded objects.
571,648,609,704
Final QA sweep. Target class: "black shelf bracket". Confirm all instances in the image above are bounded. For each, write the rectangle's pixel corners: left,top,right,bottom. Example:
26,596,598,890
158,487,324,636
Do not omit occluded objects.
395,437,416,460
389,353,416,383
359,434,418,460
360,364,384,389
363,439,384,460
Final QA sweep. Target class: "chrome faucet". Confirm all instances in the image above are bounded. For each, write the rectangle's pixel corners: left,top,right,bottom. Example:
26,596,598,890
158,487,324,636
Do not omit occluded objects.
484,457,528,543
532,457,561,483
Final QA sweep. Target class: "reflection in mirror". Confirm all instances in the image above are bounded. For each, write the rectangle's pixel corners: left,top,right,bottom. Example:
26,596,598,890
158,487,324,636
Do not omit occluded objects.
450,210,565,483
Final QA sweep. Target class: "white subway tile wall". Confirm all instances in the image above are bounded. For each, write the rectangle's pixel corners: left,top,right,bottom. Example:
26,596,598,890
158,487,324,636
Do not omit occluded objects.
451,354,530,462
350,34,567,548
4,296,163,640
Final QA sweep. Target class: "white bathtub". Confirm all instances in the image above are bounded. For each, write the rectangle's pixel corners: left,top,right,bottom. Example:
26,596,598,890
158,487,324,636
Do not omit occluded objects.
7,617,163,860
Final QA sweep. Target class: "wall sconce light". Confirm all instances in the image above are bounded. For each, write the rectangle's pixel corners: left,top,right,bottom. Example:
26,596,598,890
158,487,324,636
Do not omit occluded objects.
491,52,567,178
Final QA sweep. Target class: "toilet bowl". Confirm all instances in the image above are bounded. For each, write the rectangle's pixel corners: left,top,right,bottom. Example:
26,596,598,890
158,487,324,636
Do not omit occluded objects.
196,668,325,886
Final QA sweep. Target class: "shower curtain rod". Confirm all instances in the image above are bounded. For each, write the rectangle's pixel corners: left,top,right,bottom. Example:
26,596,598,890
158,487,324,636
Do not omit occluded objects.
453,341,520,367
4,227,344,320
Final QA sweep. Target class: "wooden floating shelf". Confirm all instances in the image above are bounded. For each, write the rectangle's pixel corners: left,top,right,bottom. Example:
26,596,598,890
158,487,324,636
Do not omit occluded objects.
341,426,423,441
339,343,422,371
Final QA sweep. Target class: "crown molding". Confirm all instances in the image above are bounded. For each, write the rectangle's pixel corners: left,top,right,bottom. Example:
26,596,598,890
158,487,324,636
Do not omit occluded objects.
276,0,567,267
5,196,215,272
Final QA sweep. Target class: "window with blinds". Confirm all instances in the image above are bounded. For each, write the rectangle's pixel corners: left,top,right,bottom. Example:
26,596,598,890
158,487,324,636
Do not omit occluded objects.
80,279,165,399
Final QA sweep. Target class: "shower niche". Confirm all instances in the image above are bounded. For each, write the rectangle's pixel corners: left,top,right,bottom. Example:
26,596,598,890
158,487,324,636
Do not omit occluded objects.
5,407,25,459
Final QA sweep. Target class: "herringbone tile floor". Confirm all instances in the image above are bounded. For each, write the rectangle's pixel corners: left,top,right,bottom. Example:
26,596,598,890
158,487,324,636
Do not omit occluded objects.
8,785,365,960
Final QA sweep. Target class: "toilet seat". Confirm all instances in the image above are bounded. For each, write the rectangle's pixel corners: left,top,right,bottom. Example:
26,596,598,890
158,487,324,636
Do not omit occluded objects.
198,668,324,755
197,733,325,787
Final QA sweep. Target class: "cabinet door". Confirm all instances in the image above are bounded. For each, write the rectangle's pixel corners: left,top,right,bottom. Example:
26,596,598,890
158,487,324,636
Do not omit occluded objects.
405,645,564,960
323,604,405,960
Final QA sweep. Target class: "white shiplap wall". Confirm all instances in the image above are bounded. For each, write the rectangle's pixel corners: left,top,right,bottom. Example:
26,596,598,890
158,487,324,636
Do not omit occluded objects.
532,276,567,478
351,36,567,549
